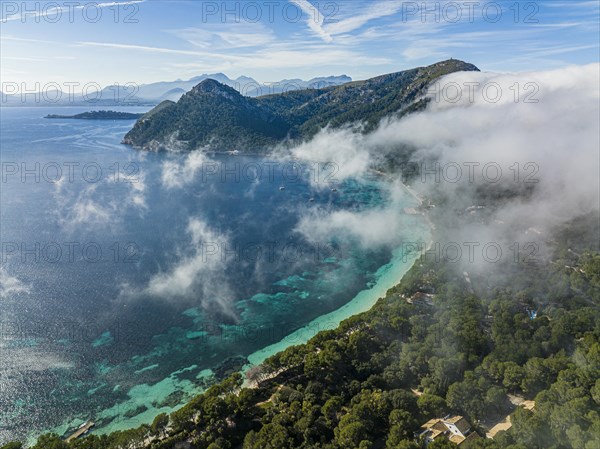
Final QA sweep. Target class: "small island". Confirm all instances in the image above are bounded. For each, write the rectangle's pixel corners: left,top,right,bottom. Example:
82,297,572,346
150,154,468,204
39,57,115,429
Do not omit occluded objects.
45,110,144,120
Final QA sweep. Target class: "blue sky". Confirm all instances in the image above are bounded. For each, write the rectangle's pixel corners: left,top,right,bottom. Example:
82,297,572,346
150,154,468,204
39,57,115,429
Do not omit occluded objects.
1,0,599,87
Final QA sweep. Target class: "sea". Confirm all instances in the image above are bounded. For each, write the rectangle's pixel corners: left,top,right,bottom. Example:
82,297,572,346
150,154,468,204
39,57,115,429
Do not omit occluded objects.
0,106,429,444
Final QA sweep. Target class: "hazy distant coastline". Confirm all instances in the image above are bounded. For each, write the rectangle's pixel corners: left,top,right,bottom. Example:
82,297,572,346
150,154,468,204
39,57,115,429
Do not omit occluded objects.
45,110,144,120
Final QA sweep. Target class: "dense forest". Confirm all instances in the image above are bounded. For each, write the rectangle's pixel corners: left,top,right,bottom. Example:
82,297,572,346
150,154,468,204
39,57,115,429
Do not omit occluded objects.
5,206,598,448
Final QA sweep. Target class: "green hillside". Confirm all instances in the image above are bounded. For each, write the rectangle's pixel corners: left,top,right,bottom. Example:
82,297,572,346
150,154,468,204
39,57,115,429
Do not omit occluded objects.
123,60,479,152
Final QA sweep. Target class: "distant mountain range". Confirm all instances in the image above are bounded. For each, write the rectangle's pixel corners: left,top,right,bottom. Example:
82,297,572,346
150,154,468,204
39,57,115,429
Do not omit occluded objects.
0,74,352,106
124,73,353,101
123,60,479,153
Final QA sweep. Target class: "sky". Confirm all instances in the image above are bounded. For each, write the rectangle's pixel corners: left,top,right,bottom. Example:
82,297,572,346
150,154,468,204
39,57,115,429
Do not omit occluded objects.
1,0,599,88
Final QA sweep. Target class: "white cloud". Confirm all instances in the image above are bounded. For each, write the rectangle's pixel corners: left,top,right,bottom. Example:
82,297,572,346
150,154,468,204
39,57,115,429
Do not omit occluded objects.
104,159,148,211
288,64,600,266
76,41,205,56
325,0,405,36
123,218,237,319
168,23,277,49
124,171,148,210
296,181,413,249
0,268,31,296
290,0,333,43
95,0,145,7
161,151,210,189
71,198,113,224
2,0,145,22
390,64,600,225
288,125,371,186
52,160,148,228
545,1,600,8
54,183,115,228
291,0,408,43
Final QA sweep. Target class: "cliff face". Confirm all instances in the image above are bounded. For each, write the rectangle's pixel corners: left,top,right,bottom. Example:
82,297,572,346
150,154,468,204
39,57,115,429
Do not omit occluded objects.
123,60,480,152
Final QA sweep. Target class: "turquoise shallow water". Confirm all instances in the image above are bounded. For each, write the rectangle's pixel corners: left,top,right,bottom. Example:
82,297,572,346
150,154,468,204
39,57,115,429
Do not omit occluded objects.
0,106,428,443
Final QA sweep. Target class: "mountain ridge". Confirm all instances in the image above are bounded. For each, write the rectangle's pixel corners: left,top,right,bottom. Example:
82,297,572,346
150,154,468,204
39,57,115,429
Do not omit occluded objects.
123,59,480,152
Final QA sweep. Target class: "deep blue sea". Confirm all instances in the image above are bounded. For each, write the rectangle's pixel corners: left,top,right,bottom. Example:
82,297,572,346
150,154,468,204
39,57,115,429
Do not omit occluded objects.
0,106,428,443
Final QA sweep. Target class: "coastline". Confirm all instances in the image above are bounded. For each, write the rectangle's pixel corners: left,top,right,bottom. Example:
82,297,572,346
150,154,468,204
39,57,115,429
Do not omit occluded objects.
37,178,433,445
243,179,434,378
48,189,433,446
243,222,430,375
